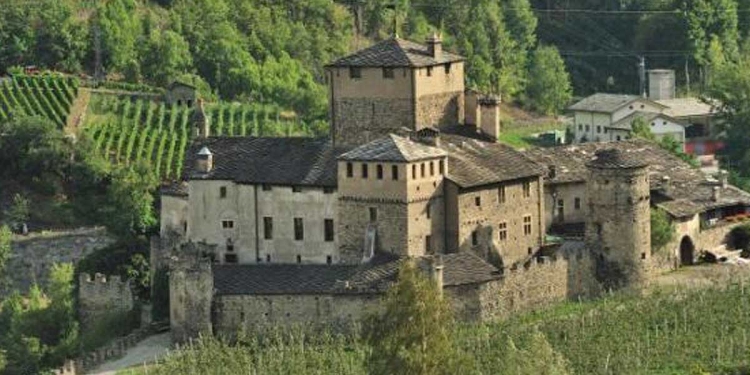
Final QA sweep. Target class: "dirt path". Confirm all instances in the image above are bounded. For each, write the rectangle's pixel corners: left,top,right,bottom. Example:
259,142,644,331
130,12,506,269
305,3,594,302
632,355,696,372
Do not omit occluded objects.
86,332,171,375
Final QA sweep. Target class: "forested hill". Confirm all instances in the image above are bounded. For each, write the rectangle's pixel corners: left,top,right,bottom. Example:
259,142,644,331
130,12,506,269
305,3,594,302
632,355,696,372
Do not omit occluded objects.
1,0,747,118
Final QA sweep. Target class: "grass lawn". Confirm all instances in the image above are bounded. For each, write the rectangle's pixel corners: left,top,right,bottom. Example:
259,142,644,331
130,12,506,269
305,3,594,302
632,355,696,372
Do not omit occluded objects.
497,121,568,149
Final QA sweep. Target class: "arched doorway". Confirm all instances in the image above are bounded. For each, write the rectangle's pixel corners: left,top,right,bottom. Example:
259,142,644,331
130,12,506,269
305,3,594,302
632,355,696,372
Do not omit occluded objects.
680,236,695,266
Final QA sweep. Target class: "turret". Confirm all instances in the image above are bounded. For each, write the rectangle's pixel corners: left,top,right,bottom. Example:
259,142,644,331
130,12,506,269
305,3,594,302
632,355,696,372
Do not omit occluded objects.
585,149,650,290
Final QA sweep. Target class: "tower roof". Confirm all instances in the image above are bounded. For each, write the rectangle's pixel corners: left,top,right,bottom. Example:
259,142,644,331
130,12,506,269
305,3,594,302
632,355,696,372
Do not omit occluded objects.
338,134,446,162
586,149,649,169
326,37,464,68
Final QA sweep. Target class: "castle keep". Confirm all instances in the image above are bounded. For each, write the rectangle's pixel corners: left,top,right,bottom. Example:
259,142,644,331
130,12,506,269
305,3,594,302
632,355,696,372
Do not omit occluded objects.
157,36,750,342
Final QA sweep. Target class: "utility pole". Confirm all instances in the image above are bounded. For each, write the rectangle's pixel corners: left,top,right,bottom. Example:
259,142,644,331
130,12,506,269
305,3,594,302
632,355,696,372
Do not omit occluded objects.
638,56,646,97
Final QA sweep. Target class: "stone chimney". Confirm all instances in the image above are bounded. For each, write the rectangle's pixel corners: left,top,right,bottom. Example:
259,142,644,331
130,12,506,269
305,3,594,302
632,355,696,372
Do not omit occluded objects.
479,95,501,141
195,146,213,173
426,32,442,60
464,89,479,126
410,127,441,147
428,255,444,297
193,99,210,138
712,186,721,202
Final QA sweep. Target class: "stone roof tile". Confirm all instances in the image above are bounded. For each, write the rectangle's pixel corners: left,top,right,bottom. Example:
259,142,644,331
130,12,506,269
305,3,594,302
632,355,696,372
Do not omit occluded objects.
339,134,447,162
326,37,464,68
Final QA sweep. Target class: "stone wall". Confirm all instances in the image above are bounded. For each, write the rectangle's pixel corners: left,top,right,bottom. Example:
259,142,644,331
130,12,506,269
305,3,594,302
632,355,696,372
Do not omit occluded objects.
169,245,214,343
332,97,413,146
6,227,114,296
337,199,409,262
52,326,152,375
78,273,134,328
415,91,463,129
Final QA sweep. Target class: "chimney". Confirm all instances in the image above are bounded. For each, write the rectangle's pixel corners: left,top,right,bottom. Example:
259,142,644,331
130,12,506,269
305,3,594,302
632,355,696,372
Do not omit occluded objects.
479,95,501,141
194,99,210,138
195,146,213,173
429,255,444,297
712,186,721,202
426,32,442,60
719,170,728,189
464,89,479,126
410,128,441,147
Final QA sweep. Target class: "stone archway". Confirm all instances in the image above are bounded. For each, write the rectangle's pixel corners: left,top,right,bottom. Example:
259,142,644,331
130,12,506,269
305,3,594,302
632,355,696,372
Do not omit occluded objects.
680,236,695,266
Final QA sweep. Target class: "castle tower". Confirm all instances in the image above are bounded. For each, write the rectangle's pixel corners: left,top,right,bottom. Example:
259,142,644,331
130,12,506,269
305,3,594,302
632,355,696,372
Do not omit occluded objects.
169,242,214,343
337,133,447,262
585,149,651,290
326,37,465,147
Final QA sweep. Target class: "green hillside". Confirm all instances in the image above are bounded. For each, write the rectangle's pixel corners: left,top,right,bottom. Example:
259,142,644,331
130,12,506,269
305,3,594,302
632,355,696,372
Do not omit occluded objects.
0,75,78,127
81,94,316,181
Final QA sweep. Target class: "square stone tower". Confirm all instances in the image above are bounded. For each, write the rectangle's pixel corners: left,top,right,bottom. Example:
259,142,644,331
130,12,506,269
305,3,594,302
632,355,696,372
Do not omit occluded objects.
326,35,465,147
336,133,448,262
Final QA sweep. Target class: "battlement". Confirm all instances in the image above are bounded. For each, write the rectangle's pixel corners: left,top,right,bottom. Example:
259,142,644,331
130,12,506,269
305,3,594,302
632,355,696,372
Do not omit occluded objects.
78,272,134,328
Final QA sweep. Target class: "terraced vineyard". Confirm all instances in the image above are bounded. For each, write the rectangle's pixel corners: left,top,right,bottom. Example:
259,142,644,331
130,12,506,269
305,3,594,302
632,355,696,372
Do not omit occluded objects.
82,94,313,180
0,75,78,126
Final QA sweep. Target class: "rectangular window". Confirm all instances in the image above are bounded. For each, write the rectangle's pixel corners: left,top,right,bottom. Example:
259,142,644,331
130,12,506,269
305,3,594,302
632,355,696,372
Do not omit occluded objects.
262,184,272,191
266,254,271,263
382,67,394,79
475,196,481,207
439,160,444,174
499,222,508,241
429,162,434,176
426,67,433,76
421,163,426,177
498,185,506,204
292,186,302,193
222,220,234,229
324,219,334,242
297,255,302,264
326,255,332,265
220,186,227,198
597,125,602,133
369,207,378,222
349,67,361,79
376,164,383,180
323,187,335,194
444,63,451,74
585,125,590,132
346,162,353,178
523,181,531,198
471,231,478,246
412,165,417,179
557,199,564,209
425,235,432,253
263,217,273,239
426,202,431,219
523,215,532,236
578,124,583,131
226,241,234,252
392,165,399,180
362,163,369,178
294,218,304,241
224,253,238,263
575,197,581,210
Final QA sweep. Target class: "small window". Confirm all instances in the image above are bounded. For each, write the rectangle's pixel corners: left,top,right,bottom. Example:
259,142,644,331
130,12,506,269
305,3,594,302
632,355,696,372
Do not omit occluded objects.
641,252,647,260
651,122,655,127
585,125,590,132
323,187,335,194
426,202,431,219
528,247,533,255
523,215,532,236
296,255,302,264
426,67,433,76
475,196,481,207
224,253,238,263
349,67,361,79
557,199,564,208
262,184,272,191
362,163,369,178
640,104,644,109
222,220,234,229
444,63,451,74
574,197,581,210
429,162,434,176
376,164,383,180
369,207,378,222
326,255,332,265
629,105,633,110
425,235,432,253
292,186,302,193
263,217,273,239
294,218,304,241
392,165,399,180
439,160,444,174
596,126,601,133
578,124,583,131
412,165,417,179
346,162,353,178
523,181,531,198
382,67,394,79
266,254,271,263
324,219,334,242
421,163,426,177
220,186,227,198
471,231,478,246
499,222,507,241
498,186,506,204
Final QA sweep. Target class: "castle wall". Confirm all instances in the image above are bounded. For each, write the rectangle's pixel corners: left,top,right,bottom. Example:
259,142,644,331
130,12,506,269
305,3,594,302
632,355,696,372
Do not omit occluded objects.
543,182,587,231
414,63,465,129
169,256,213,343
78,273,134,328
337,200,409,261
450,177,544,267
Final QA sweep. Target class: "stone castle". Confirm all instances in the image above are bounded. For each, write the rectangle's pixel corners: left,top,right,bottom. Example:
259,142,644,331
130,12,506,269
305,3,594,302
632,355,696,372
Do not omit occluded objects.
155,35,750,342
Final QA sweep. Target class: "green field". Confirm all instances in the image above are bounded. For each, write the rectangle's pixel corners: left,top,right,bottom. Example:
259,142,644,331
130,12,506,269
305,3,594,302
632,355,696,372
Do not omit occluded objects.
0,75,78,127
81,94,316,180
120,277,750,375
497,121,568,149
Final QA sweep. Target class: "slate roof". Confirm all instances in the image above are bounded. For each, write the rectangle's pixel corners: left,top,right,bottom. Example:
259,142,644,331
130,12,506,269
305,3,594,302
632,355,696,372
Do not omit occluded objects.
326,37,464,68
523,139,750,218
608,111,684,131
586,149,649,169
212,252,501,296
438,132,545,188
183,137,351,187
569,93,666,114
339,134,447,162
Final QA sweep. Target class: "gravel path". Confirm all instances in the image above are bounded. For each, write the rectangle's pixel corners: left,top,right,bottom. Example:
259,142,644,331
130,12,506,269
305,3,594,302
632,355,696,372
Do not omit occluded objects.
86,332,171,375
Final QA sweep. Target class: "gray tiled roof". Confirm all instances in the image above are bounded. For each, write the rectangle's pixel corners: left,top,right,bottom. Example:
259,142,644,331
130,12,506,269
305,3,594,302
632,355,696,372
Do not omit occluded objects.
569,93,665,113
438,132,545,188
586,149,649,169
326,37,464,68
212,252,501,296
339,134,447,162
183,137,351,187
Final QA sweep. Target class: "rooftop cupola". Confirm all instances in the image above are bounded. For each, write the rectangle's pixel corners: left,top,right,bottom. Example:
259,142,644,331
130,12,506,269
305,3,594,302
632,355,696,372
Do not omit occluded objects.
196,146,213,174
426,32,442,60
